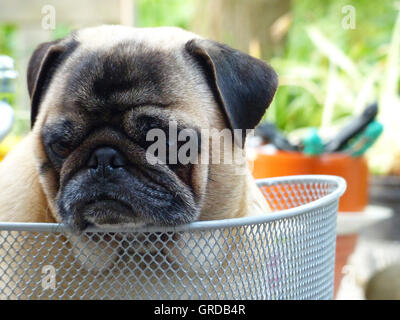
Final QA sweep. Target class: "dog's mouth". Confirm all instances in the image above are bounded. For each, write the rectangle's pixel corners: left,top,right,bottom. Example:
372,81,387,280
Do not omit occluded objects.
57,174,199,233
62,196,138,231
64,191,155,230
83,198,133,214
81,198,137,224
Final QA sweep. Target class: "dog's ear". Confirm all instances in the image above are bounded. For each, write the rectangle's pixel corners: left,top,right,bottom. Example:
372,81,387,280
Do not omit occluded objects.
185,39,278,146
27,38,77,128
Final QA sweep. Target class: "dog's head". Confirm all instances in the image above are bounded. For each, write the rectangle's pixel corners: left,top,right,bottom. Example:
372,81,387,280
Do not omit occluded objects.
28,26,278,232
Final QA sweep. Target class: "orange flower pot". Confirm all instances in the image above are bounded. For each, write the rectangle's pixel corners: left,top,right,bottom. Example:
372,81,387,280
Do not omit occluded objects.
334,234,358,296
250,149,367,297
250,150,369,212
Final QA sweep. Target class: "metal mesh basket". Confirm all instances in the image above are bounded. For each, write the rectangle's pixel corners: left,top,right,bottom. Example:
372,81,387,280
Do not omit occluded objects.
0,175,346,300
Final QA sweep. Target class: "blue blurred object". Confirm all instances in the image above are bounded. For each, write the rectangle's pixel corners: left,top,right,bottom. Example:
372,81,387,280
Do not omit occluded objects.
344,121,384,157
324,103,378,153
302,128,325,156
0,100,14,142
0,55,17,143
0,55,18,93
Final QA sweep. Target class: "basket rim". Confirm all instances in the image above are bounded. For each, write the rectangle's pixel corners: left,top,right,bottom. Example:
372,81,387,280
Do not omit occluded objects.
0,174,346,233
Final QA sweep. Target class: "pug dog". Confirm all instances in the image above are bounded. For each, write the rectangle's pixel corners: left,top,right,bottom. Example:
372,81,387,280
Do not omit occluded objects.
0,25,278,299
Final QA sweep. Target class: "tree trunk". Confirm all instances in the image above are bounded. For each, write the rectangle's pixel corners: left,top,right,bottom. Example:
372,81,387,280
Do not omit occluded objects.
191,0,291,59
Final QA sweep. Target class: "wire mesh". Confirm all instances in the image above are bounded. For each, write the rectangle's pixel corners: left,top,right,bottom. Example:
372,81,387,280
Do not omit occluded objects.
0,175,346,300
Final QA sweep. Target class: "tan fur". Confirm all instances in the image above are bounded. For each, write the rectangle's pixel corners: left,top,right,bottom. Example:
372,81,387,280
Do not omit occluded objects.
0,133,54,223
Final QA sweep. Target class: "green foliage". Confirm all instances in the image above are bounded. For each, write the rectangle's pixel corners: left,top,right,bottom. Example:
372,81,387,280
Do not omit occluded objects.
53,24,73,40
0,25,17,56
267,0,399,134
0,24,29,137
267,0,400,175
137,0,195,29
0,24,17,117
285,0,396,63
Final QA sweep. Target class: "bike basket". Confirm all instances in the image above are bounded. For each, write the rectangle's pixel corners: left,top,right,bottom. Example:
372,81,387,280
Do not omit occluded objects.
0,175,346,300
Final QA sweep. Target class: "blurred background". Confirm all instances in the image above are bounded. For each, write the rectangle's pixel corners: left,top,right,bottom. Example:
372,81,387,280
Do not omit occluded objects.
1,0,400,299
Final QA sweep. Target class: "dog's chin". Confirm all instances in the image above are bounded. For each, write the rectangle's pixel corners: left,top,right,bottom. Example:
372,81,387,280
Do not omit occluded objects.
58,191,199,234
81,200,141,227
61,199,140,232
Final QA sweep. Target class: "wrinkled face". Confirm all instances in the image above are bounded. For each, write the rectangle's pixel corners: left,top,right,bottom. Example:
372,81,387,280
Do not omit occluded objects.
36,43,211,232
28,26,278,233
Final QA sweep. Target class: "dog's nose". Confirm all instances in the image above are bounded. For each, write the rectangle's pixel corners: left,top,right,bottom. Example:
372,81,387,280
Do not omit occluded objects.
87,147,127,170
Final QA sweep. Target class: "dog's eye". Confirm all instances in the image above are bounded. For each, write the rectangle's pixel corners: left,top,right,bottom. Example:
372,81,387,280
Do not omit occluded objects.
138,116,163,133
50,142,70,158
